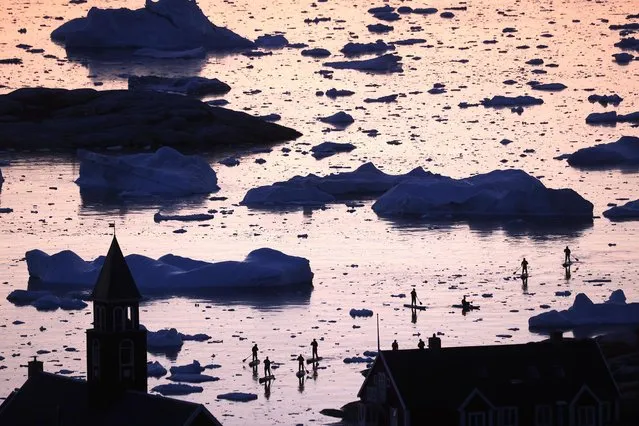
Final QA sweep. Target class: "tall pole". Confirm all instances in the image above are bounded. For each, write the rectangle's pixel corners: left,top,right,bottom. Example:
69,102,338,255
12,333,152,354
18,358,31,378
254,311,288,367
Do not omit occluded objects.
376,314,380,351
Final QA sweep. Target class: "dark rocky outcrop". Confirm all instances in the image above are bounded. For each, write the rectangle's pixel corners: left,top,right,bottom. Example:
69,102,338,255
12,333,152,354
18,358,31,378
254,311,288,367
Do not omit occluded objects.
0,88,301,150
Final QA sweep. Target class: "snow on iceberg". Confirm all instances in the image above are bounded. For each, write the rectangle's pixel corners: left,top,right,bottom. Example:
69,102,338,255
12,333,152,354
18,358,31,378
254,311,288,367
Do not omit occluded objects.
528,290,639,329
567,136,639,168
311,142,356,159
26,247,313,293
51,0,254,52
372,169,593,220
128,75,231,96
75,147,219,197
323,54,403,73
241,162,436,207
603,199,639,220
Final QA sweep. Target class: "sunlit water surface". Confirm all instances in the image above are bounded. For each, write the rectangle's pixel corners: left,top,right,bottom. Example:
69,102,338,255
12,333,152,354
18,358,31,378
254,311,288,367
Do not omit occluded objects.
0,0,638,424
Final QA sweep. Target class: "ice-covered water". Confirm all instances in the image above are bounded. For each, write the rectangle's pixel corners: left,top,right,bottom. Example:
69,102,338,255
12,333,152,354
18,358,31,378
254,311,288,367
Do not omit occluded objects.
1,0,638,424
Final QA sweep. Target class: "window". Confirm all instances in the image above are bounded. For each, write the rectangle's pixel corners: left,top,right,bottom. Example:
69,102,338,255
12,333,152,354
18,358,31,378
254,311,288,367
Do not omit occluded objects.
577,406,596,426
92,339,100,379
119,339,134,380
113,307,125,331
375,372,387,403
469,412,486,426
535,405,552,426
500,407,518,426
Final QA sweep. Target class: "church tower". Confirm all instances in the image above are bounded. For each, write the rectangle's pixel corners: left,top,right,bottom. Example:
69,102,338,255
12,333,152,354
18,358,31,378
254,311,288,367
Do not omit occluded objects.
86,236,147,399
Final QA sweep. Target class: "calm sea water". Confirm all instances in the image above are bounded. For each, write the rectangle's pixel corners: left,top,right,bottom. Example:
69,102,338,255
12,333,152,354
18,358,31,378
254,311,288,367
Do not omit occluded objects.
1,0,638,424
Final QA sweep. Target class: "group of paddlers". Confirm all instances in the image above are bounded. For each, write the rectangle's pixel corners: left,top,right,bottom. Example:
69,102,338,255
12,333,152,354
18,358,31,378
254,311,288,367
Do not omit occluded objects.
250,339,319,377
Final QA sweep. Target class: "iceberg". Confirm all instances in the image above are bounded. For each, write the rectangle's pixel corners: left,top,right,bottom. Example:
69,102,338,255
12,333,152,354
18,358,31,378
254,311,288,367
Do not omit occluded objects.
323,54,402,73
255,34,289,49
567,136,639,168
481,95,544,107
168,373,219,383
311,142,356,159
340,40,395,56
603,199,639,220
170,360,205,374
147,328,184,349
151,383,203,395
128,75,231,96
372,169,593,220
528,290,639,329
75,147,219,197
241,162,436,207
217,392,258,402
318,111,354,126
6,290,88,311
51,0,254,52
26,247,313,293
585,111,639,124
147,361,168,377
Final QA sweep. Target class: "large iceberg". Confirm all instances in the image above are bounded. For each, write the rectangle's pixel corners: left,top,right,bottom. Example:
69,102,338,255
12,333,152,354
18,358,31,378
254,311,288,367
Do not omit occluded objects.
603,199,639,220
75,147,219,197
567,136,639,168
26,247,314,293
241,162,437,207
372,169,593,220
51,0,254,52
528,290,639,329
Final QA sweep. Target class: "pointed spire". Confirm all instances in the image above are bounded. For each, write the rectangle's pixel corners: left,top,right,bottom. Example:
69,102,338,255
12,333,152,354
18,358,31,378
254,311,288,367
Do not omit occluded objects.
91,235,142,303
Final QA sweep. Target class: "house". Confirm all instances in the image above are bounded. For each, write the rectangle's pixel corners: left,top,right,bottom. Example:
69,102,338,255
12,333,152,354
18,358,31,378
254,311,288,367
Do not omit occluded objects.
357,333,620,426
0,236,223,426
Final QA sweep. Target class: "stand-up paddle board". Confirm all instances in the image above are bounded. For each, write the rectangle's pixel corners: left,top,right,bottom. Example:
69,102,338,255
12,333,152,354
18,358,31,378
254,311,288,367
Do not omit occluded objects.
562,262,572,268
296,370,305,378
403,304,427,310
248,359,260,367
306,357,323,364
520,273,529,279
258,375,275,384
452,304,480,310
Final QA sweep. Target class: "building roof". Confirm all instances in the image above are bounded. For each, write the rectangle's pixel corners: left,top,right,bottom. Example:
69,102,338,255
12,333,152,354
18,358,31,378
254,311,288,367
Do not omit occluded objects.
359,338,619,411
0,372,222,426
91,236,142,303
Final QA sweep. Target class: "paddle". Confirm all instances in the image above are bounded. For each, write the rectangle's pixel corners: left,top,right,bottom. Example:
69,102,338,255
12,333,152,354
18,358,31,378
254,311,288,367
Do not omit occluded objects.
513,265,521,275
417,296,423,305
242,353,253,363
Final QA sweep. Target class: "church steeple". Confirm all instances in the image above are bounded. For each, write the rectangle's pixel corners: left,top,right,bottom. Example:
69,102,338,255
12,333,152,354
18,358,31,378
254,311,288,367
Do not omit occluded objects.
86,235,147,400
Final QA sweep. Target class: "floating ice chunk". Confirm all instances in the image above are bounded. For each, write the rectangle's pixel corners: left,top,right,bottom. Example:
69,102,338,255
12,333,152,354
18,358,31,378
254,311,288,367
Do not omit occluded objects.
147,361,168,377
528,290,639,329
153,212,215,222
0,208,13,213
255,34,289,49
349,308,374,317
612,52,634,64
324,54,402,73
241,185,336,207
148,328,184,349
555,291,571,297
614,37,639,50
603,199,639,220
586,111,639,124
372,169,593,220
32,295,88,311
367,24,394,33
26,247,313,292
151,383,203,395
51,0,254,51
133,47,206,59
311,142,356,159
318,111,354,125
567,136,639,167
413,7,438,15
325,88,355,98
481,95,544,107
391,38,426,46
257,113,281,122
344,356,375,363
128,75,230,96
588,94,623,106
7,290,52,305
168,373,219,383
531,83,567,91
368,5,394,14
219,156,240,167
170,360,204,374
75,147,219,197
301,48,331,58
340,40,395,56
364,94,397,103
217,392,258,402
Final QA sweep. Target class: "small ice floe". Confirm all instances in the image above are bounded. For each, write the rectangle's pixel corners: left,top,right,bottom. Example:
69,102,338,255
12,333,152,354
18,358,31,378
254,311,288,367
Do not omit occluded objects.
26,247,313,291
413,7,438,15
219,156,240,167
147,361,168,378
588,94,623,106
258,113,281,122
217,392,258,402
75,147,219,197
301,48,331,58
555,291,572,297
481,95,544,107
181,333,211,342
318,111,354,126
6,290,87,311
170,360,205,374
500,139,513,145
585,111,639,125
311,142,356,159
255,34,289,49
242,50,272,58
147,328,184,350
391,38,426,46
372,169,593,220
390,293,406,298
566,136,639,167
340,40,394,56
367,23,394,33
133,47,206,59
0,208,14,214
324,54,402,73
51,0,254,51
529,289,639,329
349,308,374,317
612,52,635,64
151,383,203,396
343,356,375,363
364,94,397,103
326,88,355,98
168,373,219,383
440,11,455,18
603,199,639,220
153,212,215,222
525,58,544,65
531,83,567,91
128,76,231,97
614,37,639,50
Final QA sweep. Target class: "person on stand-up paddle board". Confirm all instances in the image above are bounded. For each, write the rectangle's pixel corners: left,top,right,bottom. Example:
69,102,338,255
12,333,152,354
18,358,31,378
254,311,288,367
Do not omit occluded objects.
311,338,319,359
392,340,399,351
251,344,259,363
297,354,305,372
462,295,470,310
521,258,529,276
410,288,417,306
264,357,272,377
564,246,571,264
